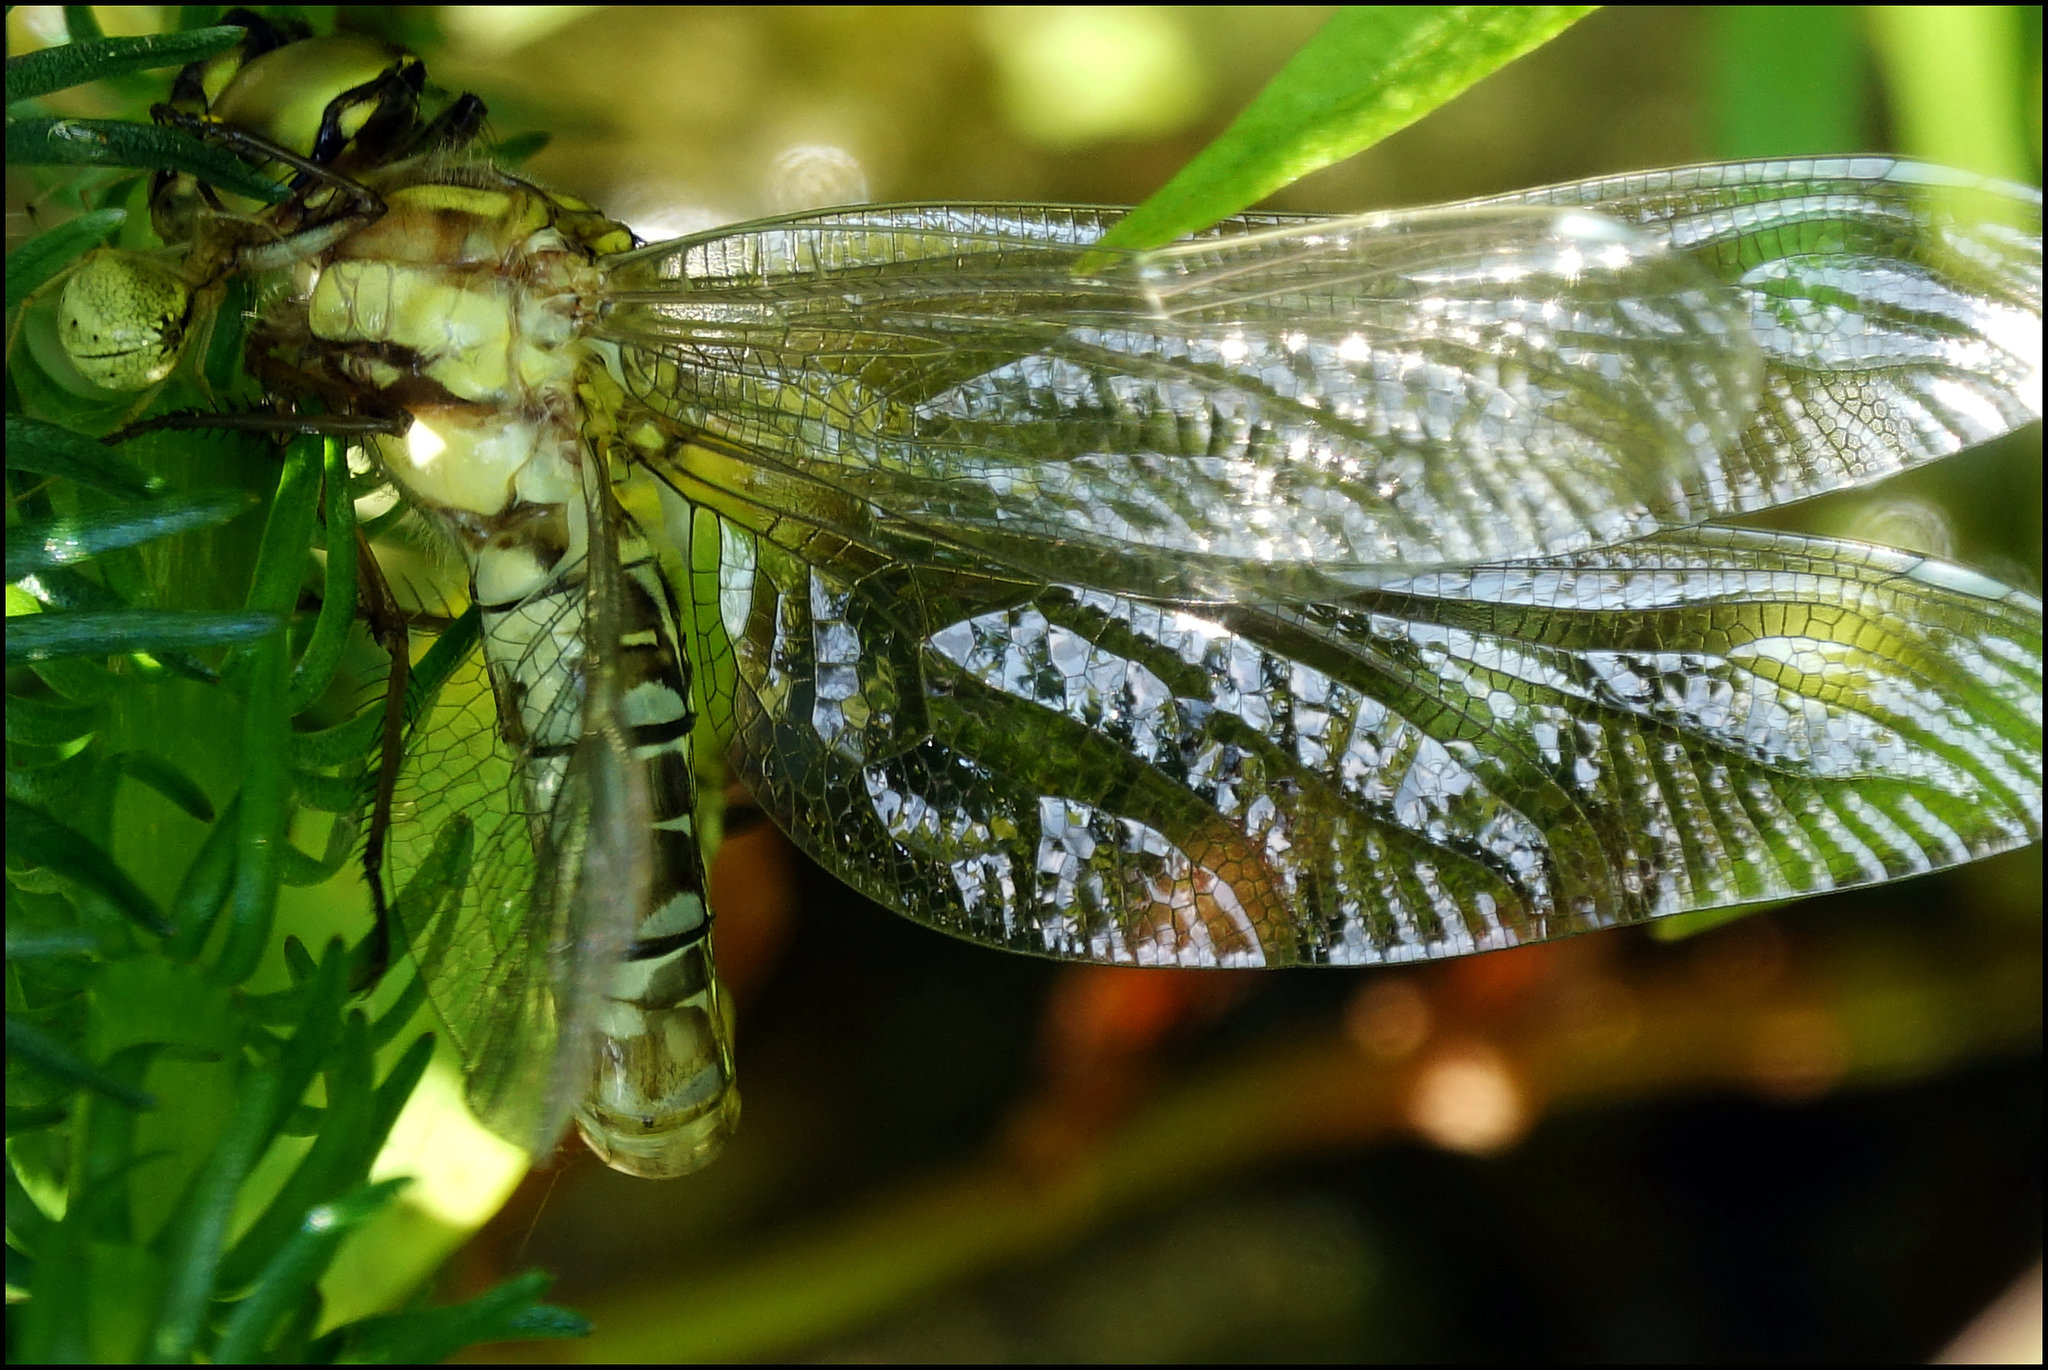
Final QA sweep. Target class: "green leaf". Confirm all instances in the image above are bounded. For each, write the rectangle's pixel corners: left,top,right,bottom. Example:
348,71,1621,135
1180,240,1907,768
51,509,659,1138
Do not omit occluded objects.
146,1062,287,1361
88,957,240,1058
5,490,261,580
4,1015,157,1109
286,439,360,713
1097,5,1598,253
5,117,290,204
4,416,160,499
4,801,171,936
3,26,247,103
4,608,284,666
1706,6,1865,158
219,975,374,1294
318,1270,591,1361
2,208,125,311
5,12,588,1363
1648,902,1789,943
489,129,552,167
166,792,241,961
212,1179,412,1363
214,630,292,984
4,691,101,747
108,749,218,824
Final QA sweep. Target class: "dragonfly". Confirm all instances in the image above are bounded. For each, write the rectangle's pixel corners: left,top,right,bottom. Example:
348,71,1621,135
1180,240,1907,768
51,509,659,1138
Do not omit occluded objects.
16,22,2043,1179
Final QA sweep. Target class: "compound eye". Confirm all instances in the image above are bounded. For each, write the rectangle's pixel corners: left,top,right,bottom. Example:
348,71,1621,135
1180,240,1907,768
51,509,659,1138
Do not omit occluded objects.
208,33,408,162
57,250,192,392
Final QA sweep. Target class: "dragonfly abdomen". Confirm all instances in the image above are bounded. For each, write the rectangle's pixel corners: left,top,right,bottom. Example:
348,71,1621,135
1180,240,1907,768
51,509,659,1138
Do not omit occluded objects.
456,508,738,1175
571,541,742,1177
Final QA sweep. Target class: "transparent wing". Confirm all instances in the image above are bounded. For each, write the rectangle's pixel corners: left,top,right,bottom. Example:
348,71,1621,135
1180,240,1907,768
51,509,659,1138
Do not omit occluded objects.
686,512,2042,967
605,202,1761,600
608,158,2040,601
375,585,607,1156
1464,157,2043,509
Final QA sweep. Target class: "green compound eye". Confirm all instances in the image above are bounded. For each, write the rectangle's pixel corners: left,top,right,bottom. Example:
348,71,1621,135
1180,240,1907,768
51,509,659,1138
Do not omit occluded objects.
57,250,192,392
207,33,414,162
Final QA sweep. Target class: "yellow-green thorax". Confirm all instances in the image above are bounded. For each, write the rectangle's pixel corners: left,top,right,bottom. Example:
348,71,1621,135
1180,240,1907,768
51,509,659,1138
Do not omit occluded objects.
301,172,634,537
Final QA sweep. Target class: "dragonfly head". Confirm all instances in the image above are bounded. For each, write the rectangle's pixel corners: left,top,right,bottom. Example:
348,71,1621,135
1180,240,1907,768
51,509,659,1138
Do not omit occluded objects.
51,248,195,393
202,33,422,169
149,26,463,245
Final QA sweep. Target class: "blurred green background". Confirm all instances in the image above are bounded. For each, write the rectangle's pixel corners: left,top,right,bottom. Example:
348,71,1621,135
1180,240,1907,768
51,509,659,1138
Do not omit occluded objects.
10,5,2039,1361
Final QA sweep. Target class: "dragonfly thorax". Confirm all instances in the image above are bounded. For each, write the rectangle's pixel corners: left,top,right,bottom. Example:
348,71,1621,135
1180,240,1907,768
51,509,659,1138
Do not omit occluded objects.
301,175,629,533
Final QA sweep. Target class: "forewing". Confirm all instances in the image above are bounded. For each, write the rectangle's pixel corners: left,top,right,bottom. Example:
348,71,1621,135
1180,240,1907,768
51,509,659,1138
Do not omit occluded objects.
687,514,2042,967
607,158,2040,599
606,202,1760,599
1467,157,2043,511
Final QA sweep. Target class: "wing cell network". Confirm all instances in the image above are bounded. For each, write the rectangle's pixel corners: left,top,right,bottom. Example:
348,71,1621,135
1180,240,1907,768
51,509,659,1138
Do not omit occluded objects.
1465,157,2043,508
686,513,2041,968
606,159,2040,600
369,158,2042,1108
374,599,585,1153
603,203,1759,598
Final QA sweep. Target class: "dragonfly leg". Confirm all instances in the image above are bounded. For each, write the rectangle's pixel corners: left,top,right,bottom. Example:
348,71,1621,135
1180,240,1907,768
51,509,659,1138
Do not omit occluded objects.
106,408,410,447
351,525,413,992
149,107,388,278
